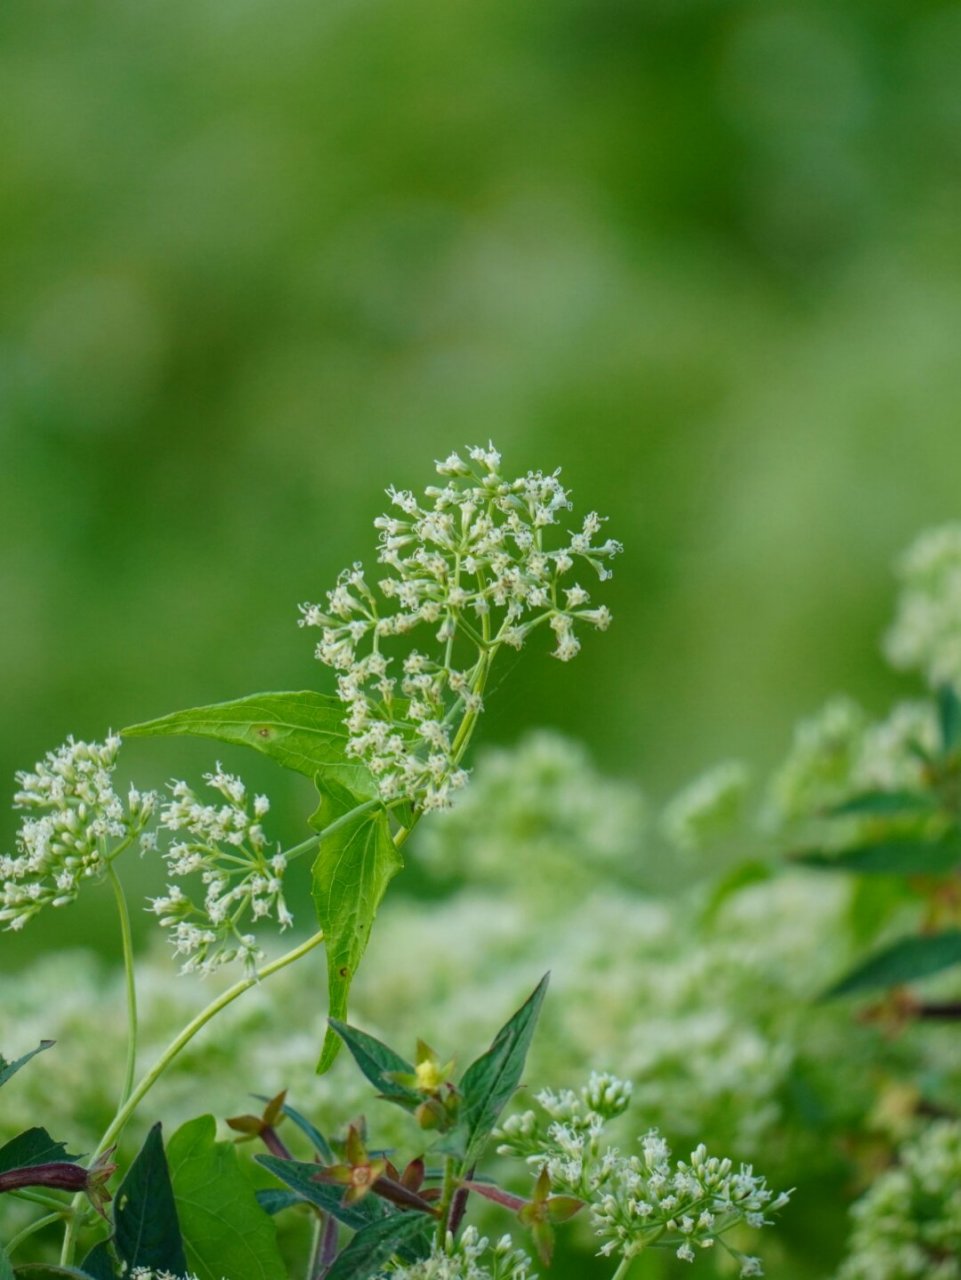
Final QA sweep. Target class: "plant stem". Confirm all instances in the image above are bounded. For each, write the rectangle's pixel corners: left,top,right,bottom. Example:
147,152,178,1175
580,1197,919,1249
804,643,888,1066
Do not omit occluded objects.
107,861,138,1110
7,1209,66,1254
8,1188,69,1211
59,927,326,1266
434,1156,458,1247
610,1254,636,1280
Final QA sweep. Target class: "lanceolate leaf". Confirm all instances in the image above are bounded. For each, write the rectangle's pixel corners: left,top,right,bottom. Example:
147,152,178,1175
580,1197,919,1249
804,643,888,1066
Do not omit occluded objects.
455,975,549,1166
824,930,961,998
327,1021,421,1110
828,790,938,818
323,1211,432,1280
0,1128,78,1176
0,1042,54,1090
255,1188,303,1216
795,830,961,876
112,1124,186,1275
254,1095,334,1162
312,806,403,1073
167,1116,286,1280
123,691,375,798
255,1156,387,1231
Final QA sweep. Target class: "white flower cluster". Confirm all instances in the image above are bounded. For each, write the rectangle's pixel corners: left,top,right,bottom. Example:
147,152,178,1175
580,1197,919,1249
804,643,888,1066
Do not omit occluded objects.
130,1271,223,1280
0,735,156,932
387,1227,535,1280
884,523,961,693
149,766,292,976
836,1120,961,1280
298,444,621,810
660,760,751,853
496,1074,789,1274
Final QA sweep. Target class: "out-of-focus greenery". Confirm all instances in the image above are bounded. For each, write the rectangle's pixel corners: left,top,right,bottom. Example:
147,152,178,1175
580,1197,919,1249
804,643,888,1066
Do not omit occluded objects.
4,0,961,852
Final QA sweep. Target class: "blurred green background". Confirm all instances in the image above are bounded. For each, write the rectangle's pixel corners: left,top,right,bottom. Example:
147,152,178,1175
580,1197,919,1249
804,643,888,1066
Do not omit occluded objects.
5,0,961,945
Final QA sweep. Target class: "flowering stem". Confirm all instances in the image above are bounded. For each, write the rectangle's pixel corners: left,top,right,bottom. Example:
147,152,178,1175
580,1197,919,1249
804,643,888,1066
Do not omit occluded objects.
609,1253,637,1280
59,927,326,1266
106,862,138,1111
7,1209,67,1255
434,1155,458,1248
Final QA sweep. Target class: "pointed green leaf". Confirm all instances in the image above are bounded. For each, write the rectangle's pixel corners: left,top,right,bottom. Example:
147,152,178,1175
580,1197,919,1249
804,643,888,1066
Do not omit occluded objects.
255,1156,387,1231
255,1187,303,1216
824,930,961,998
0,1042,54,1090
795,830,961,876
938,685,961,754
167,1116,286,1280
327,1021,421,1110
312,806,403,1073
78,1244,116,1280
111,1124,186,1274
12,1268,102,1278
0,1128,79,1176
323,1211,432,1280
455,975,550,1166
828,790,938,817
123,691,376,798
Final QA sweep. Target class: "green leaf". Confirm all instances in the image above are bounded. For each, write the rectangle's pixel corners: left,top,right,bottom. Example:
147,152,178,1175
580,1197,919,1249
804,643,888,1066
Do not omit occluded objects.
312,806,403,1073
255,1156,387,1232
0,1128,78,1176
938,685,961,754
327,1021,421,1110
166,1116,286,1280
12,1268,101,1278
111,1124,186,1275
255,1187,303,1216
0,1042,54,1090
824,930,961,998
828,790,937,817
455,974,550,1166
123,691,376,798
795,830,961,876
78,1244,116,1280
323,1211,432,1280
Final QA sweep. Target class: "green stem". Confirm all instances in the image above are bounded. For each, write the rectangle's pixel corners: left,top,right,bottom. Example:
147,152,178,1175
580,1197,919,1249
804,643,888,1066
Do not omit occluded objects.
106,862,138,1111
434,1155,458,1248
7,1209,66,1254
610,1251,637,1280
8,1187,69,1211
59,927,326,1266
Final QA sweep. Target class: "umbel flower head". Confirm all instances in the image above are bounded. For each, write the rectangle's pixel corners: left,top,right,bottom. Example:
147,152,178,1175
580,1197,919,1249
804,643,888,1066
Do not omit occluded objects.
0,735,156,932
148,765,292,976
386,1226,535,1280
299,444,622,811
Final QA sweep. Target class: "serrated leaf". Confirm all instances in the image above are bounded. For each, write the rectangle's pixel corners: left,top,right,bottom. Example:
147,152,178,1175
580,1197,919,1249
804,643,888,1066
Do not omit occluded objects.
110,1124,186,1274
254,1095,333,1163
312,807,403,1073
828,790,938,817
824,930,961,998
455,975,549,1166
255,1156,387,1231
323,1211,433,1280
938,685,961,754
167,1116,286,1280
0,1128,79,1176
795,830,961,876
327,1021,421,1110
0,1042,54,1090
123,691,376,799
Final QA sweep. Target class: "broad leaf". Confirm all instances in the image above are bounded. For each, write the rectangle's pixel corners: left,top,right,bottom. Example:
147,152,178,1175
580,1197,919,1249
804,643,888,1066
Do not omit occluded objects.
327,1021,421,1110
0,1042,54,1090
0,1128,78,1176
167,1116,286,1280
12,1268,102,1278
255,1156,387,1231
825,930,961,998
312,806,403,1073
111,1124,186,1275
323,1211,433,1280
795,830,961,876
938,685,961,754
828,790,937,817
78,1245,116,1280
455,975,549,1166
123,691,375,799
